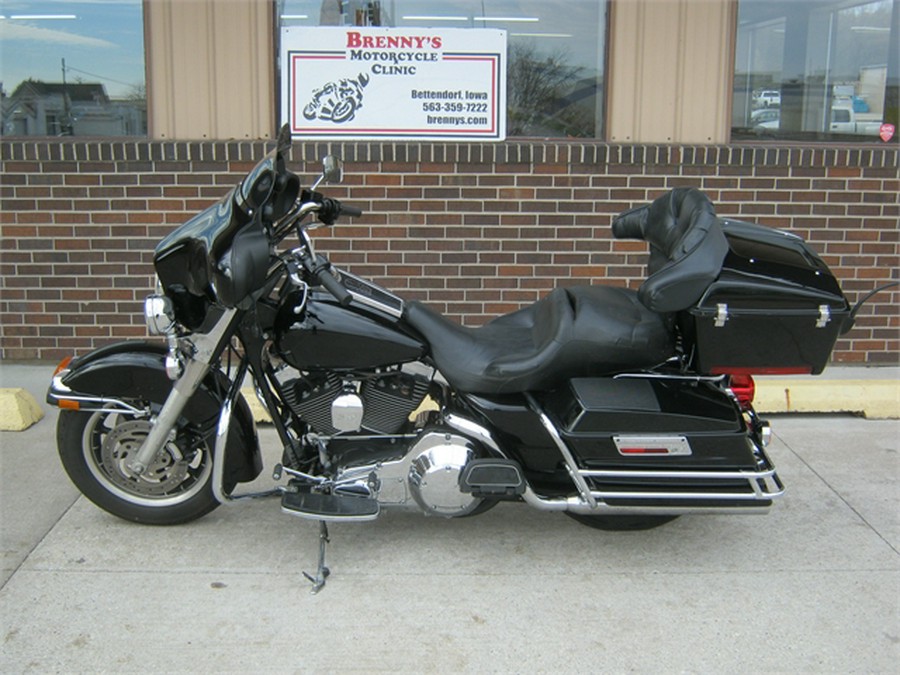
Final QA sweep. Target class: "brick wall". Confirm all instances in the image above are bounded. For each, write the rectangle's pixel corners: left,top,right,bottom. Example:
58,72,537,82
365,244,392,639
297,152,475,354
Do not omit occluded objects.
1,139,897,364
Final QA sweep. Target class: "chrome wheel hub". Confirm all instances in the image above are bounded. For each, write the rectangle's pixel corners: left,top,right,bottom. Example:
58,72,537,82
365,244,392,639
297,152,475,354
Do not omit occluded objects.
100,420,191,496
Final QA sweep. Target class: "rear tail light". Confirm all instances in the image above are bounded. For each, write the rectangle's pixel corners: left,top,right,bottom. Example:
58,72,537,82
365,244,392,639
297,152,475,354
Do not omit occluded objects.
727,373,756,410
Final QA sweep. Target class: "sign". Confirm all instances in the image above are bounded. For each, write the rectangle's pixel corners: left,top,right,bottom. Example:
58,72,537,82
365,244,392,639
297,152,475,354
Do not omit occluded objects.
281,27,506,140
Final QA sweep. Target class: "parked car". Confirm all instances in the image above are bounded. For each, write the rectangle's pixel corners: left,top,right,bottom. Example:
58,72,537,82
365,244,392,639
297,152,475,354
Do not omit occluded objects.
751,108,779,135
751,108,780,124
754,90,781,108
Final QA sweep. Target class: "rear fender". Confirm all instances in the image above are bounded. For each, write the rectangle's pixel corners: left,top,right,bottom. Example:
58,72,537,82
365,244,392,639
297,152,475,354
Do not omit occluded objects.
50,341,262,487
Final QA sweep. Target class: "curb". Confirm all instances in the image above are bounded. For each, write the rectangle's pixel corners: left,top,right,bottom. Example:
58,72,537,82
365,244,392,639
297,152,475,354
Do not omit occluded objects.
756,379,899,419
0,388,45,431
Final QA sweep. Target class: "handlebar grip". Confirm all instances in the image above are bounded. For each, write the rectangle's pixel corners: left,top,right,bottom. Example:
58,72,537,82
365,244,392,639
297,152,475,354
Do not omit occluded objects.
339,203,363,218
320,267,353,307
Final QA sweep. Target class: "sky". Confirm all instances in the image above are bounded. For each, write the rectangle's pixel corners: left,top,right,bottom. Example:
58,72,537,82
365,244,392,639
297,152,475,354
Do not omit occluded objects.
0,0,145,98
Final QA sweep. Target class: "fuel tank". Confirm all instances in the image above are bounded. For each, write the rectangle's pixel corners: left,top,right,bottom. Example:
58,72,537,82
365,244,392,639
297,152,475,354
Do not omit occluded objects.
275,290,426,370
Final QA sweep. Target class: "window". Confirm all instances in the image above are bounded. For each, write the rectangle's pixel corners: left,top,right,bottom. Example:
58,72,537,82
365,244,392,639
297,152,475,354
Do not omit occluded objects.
278,0,607,138
0,0,146,137
732,0,898,142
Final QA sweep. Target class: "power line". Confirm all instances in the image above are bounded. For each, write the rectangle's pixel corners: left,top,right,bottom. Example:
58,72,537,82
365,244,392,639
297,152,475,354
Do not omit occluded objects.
64,64,139,89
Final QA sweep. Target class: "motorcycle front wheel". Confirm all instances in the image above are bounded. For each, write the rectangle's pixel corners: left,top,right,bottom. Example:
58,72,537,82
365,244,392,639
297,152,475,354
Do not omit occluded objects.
57,409,219,525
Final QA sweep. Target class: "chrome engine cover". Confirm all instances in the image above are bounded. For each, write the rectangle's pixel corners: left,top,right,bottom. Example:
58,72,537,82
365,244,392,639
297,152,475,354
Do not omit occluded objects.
331,427,483,517
407,432,481,517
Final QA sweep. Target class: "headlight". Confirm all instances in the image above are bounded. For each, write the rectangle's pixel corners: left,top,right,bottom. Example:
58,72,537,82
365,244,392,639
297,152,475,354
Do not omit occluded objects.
144,294,176,335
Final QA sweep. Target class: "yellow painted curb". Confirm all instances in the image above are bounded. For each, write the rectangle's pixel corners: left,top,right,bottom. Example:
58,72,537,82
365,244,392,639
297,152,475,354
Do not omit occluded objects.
756,379,900,419
0,388,45,431
242,387,272,424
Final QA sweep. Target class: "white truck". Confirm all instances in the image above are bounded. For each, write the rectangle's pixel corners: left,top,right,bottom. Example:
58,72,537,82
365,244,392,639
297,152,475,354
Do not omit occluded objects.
830,104,882,135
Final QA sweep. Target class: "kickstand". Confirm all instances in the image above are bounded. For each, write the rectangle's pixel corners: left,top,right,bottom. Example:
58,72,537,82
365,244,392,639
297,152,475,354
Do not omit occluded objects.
302,520,330,594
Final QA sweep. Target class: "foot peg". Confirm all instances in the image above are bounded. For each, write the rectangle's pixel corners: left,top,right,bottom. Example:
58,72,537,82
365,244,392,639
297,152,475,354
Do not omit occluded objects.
460,458,526,498
281,488,380,521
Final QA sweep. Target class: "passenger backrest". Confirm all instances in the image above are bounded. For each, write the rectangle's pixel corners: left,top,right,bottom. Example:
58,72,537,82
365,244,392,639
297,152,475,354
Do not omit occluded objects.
612,188,729,313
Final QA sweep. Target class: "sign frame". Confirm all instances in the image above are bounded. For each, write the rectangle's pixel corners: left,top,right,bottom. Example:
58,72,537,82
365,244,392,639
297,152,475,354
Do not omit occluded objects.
281,26,507,141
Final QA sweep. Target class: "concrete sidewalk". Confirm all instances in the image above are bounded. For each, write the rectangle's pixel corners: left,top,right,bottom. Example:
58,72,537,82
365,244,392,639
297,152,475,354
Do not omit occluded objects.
1,362,898,672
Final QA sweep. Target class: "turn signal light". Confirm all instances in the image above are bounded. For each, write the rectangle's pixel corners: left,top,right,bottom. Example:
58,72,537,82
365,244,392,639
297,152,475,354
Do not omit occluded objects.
52,356,73,377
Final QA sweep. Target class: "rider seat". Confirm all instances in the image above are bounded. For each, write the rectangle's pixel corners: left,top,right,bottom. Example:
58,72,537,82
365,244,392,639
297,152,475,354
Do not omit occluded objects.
404,188,729,395
405,286,674,395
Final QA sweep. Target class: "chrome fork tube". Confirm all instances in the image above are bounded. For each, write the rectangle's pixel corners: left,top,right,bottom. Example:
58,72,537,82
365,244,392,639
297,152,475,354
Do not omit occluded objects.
211,396,234,503
126,308,237,476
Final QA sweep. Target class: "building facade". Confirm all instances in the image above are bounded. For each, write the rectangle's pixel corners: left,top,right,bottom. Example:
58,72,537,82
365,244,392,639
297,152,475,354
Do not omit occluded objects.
0,0,897,363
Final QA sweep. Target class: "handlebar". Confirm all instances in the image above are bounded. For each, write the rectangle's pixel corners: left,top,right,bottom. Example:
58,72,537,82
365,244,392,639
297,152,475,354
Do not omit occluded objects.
319,266,353,307
299,250,353,307
270,182,363,306
314,196,364,226
270,194,364,246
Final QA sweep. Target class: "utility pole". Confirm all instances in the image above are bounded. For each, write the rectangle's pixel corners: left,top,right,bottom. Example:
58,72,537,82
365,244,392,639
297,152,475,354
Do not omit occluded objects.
61,57,73,135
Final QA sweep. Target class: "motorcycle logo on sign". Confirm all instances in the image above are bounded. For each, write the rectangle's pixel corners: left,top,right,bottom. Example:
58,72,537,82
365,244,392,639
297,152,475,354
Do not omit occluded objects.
303,73,370,124
879,123,895,143
282,26,506,140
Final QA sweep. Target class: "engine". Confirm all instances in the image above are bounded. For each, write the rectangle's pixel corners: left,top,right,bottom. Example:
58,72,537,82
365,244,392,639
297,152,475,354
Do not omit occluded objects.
329,426,487,518
281,363,433,436
281,363,507,518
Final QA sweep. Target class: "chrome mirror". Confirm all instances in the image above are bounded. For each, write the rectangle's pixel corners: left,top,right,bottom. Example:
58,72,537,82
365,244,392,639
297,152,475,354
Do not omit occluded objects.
322,156,344,184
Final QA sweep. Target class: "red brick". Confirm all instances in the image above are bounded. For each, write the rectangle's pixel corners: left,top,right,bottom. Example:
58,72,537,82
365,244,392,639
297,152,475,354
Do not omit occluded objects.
1,140,897,364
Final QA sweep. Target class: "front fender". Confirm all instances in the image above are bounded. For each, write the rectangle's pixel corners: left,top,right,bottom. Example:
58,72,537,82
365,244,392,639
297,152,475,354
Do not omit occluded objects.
49,341,262,488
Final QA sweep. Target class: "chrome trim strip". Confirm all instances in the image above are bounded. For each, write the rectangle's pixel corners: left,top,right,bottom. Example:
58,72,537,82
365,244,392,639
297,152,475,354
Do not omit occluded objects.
613,372,727,383
579,467,784,502
579,467,780,481
346,289,404,318
48,379,148,416
590,490,772,501
337,269,404,319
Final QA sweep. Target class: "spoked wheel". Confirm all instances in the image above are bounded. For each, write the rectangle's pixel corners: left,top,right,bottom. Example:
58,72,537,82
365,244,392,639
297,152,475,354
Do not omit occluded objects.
330,97,357,123
564,512,679,531
57,409,219,525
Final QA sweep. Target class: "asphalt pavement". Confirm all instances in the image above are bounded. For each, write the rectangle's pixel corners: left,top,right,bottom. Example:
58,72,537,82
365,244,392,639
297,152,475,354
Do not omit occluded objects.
1,362,898,673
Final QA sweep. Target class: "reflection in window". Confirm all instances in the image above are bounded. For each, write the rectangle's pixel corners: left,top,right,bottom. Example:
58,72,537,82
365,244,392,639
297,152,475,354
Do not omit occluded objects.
278,0,607,138
732,0,898,141
0,1,146,137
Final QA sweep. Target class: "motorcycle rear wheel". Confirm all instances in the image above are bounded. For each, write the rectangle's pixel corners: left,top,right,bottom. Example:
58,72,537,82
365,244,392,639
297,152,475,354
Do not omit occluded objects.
57,409,219,525
564,512,679,531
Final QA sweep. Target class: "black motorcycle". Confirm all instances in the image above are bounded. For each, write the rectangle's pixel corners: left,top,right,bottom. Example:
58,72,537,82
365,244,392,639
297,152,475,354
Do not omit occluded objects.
47,127,874,591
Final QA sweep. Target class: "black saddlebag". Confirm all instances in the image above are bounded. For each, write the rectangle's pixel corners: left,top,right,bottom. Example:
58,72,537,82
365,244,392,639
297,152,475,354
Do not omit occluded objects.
684,219,850,375
545,377,756,470
542,377,781,508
